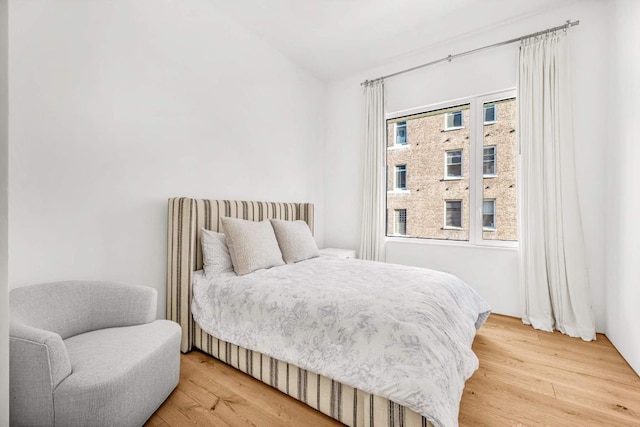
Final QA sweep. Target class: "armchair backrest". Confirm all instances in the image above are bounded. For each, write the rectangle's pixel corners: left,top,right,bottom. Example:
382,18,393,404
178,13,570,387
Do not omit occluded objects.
10,281,157,339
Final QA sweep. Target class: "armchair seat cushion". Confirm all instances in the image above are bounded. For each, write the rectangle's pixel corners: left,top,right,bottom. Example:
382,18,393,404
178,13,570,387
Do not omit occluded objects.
54,320,181,427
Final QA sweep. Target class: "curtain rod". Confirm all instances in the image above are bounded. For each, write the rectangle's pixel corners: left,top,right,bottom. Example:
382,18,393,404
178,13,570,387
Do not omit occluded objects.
361,19,580,86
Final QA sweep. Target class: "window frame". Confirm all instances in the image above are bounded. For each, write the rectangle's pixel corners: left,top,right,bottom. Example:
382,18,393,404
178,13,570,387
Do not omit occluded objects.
444,200,463,230
444,110,464,130
483,145,497,177
445,150,463,179
472,91,516,247
482,199,496,231
394,209,407,236
484,104,497,124
395,121,407,145
385,88,517,248
394,164,407,190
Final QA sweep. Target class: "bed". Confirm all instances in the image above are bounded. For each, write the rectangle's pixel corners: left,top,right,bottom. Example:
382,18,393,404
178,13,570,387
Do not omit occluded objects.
166,197,490,427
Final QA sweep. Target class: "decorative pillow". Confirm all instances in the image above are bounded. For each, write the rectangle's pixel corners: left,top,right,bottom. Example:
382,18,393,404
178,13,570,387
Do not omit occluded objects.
269,219,319,264
200,229,234,277
221,217,285,276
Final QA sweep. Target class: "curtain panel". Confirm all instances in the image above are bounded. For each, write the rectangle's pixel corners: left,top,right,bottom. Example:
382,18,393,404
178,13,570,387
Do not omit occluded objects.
518,33,595,341
358,80,386,261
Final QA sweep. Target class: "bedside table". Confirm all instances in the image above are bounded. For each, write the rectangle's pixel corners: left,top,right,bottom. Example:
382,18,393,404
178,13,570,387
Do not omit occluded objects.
319,248,357,259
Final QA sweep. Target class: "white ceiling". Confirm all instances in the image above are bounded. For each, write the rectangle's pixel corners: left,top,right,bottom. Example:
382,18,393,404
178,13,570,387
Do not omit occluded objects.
209,0,575,82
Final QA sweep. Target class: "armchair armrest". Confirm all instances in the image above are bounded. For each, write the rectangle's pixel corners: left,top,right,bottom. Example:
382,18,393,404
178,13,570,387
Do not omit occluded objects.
10,319,72,426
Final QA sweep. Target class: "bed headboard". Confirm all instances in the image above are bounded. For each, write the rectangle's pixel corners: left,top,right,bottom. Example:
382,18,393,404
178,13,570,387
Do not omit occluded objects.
166,198,315,352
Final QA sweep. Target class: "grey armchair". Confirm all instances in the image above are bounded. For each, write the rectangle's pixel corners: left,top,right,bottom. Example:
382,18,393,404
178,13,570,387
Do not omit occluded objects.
10,281,181,427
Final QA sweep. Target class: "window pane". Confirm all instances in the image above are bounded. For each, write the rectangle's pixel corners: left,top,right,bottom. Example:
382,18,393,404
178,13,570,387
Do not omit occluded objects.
395,165,406,189
453,111,462,127
482,99,517,241
386,104,469,241
396,122,407,144
446,201,462,228
394,209,407,235
483,200,495,229
446,111,463,129
446,150,462,178
483,146,496,176
484,104,496,123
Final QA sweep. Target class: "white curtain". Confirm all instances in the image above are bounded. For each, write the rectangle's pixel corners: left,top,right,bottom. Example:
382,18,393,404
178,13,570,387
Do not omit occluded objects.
518,33,595,341
358,80,386,261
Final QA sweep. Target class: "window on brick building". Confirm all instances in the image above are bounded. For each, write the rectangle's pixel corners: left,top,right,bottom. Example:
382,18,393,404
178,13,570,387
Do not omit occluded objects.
445,150,463,178
445,111,463,130
483,146,496,176
445,201,462,228
394,209,407,235
394,165,407,190
483,200,496,230
385,89,517,246
484,104,497,123
395,121,407,145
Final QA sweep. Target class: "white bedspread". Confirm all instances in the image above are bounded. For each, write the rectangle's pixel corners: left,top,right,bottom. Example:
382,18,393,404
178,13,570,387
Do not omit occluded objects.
192,256,490,427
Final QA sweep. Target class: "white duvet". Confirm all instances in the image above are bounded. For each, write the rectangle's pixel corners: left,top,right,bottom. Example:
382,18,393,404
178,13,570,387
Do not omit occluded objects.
192,256,491,427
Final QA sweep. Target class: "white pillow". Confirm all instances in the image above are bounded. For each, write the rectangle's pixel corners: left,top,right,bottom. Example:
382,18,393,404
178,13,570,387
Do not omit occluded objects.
221,217,285,276
200,229,234,277
270,219,319,264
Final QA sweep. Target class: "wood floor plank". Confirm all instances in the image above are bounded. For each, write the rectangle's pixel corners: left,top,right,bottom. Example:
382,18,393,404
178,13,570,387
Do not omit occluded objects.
143,414,170,427
147,314,640,426
467,361,556,397
181,351,341,426
463,377,632,427
552,382,640,424
179,360,304,426
474,341,640,394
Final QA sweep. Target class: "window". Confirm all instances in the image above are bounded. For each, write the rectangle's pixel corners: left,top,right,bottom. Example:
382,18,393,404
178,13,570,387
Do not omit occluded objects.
445,150,463,178
394,165,407,190
394,209,407,235
482,98,517,242
484,104,496,123
445,201,462,228
385,90,517,245
395,121,407,145
445,111,463,130
483,146,496,176
483,200,496,230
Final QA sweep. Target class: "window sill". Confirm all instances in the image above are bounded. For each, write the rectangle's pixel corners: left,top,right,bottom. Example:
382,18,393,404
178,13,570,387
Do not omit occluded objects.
442,226,463,230
388,144,411,151
443,126,464,131
442,177,463,181
385,236,518,250
483,121,497,125
387,190,410,194
483,174,497,178
483,228,496,232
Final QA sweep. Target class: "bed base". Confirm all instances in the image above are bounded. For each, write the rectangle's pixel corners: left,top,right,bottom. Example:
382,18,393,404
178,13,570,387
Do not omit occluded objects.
167,197,433,427
194,323,432,427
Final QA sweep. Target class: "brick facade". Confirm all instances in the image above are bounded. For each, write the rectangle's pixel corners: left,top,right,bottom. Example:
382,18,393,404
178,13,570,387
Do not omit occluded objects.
386,98,517,241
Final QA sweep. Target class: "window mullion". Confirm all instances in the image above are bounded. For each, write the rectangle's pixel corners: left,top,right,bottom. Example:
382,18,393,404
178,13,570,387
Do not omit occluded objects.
469,98,482,245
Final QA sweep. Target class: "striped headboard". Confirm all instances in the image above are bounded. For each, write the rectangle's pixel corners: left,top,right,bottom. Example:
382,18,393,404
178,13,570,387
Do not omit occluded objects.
166,198,315,352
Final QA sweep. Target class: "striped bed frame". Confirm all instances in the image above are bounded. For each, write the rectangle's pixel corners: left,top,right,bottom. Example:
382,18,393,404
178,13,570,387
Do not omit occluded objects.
166,198,434,427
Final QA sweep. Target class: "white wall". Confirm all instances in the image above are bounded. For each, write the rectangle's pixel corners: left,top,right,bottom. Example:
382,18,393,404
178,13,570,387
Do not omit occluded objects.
606,0,640,375
0,0,8,423
8,0,326,317
324,0,609,330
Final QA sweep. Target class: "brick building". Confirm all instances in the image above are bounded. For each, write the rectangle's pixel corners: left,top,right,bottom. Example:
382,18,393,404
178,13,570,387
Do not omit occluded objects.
386,98,517,241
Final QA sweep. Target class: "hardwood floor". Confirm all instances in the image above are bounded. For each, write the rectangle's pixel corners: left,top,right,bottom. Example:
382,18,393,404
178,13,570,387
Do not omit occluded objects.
146,314,640,426
461,315,639,426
